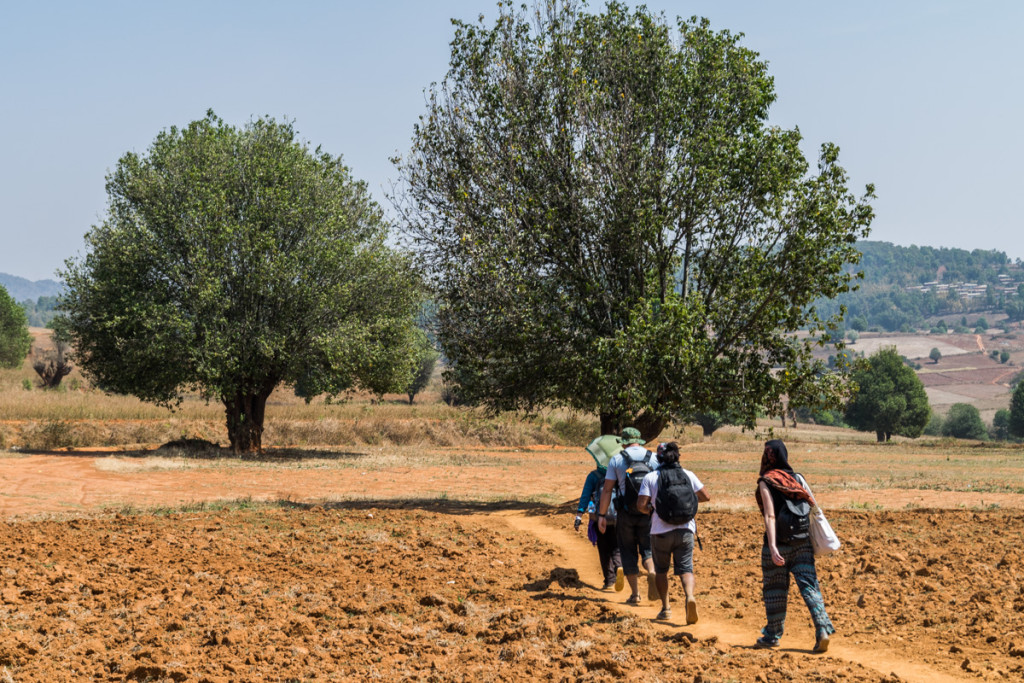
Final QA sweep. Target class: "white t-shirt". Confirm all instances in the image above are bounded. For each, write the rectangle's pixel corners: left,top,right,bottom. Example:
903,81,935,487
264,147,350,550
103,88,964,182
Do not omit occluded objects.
639,468,703,535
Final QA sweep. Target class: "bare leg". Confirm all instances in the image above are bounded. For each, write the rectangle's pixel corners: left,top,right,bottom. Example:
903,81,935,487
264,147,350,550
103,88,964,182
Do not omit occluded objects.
655,572,670,610
680,572,698,624
625,573,639,600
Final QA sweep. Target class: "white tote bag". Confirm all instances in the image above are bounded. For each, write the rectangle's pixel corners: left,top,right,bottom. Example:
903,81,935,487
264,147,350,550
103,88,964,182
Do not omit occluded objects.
797,474,841,555
809,505,841,555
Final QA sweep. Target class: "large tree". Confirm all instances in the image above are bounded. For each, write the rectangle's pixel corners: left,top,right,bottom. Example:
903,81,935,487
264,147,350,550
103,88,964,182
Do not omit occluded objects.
61,112,421,454
394,1,874,438
0,285,32,368
845,347,930,442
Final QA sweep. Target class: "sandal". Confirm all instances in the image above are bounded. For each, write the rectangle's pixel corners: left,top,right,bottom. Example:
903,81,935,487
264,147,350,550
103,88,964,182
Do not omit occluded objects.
655,608,672,620
755,636,779,649
625,594,642,605
813,630,831,653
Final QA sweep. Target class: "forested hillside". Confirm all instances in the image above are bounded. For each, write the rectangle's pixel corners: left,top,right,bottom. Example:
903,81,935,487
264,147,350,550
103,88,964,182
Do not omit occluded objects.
815,241,1024,332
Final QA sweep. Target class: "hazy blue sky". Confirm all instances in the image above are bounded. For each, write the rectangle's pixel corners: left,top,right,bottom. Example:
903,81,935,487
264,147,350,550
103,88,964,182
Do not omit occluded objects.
2,1,1021,281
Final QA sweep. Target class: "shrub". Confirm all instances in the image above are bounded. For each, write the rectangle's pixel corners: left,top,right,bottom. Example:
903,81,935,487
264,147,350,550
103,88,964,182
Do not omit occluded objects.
941,403,987,440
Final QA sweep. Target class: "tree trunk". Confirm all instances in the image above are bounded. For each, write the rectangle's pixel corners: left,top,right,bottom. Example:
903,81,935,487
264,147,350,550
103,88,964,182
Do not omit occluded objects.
408,392,415,405
224,384,275,455
876,430,885,443
599,412,668,444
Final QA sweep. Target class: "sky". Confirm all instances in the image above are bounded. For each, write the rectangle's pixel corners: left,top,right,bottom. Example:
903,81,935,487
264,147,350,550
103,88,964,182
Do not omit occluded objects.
1,1,1022,281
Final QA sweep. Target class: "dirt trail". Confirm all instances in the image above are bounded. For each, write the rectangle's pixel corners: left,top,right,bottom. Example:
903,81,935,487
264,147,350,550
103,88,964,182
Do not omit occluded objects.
495,509,971,683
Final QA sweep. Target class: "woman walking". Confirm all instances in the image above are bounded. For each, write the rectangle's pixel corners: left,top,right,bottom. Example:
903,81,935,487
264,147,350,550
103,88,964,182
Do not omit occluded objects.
755,439,835,652
575,458,623,591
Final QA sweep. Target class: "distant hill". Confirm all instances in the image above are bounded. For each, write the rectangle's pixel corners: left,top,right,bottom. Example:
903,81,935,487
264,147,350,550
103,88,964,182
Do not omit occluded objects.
0,273,63,302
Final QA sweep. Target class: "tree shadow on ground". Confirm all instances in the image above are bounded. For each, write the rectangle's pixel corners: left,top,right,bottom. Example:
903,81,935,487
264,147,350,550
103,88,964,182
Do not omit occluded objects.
275,497,570,517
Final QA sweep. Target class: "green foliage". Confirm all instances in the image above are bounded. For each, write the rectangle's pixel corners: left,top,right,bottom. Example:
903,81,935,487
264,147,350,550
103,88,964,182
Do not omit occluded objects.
1000,349,1010,364
0,285,32,369
845,347,930,441
405,328,439,404
1010,381,1024,440
61,112,421,453
941,403,987,440
396,1,873,438
929,347,941,363
922,410,943,436
812,241,1024,331
991,409,1011,441
18,295,61,327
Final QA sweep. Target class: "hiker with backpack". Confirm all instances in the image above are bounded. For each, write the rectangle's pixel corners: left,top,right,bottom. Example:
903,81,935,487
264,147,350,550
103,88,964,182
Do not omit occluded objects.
637,441,710,623
755,439,835,653
574,461,623,591
597,427,658,605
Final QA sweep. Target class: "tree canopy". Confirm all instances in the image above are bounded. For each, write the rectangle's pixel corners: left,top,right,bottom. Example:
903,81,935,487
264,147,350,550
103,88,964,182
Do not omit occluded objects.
395,1,874,438
0,285,32,369
845,347,930,442
61,112,421,453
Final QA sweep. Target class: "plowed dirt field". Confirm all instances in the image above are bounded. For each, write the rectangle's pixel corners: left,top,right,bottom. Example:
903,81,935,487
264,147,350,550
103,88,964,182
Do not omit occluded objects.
1,443,1023,682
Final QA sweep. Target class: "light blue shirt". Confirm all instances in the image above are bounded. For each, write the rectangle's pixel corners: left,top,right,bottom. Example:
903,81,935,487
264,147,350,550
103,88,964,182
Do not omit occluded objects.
604,444,658,496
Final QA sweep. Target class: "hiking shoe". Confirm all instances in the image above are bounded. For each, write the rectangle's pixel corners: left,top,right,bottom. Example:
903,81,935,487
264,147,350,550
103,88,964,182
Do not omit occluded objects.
755,636,779,649
655,608,672,621
685,598,699,625
601,581,615,591
646,572,659,601
614,567,625,592
813,630,831,653
625,594,642,605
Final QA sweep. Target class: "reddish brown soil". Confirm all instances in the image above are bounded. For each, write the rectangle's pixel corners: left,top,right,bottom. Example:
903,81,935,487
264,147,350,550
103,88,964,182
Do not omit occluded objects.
1,451,1023,681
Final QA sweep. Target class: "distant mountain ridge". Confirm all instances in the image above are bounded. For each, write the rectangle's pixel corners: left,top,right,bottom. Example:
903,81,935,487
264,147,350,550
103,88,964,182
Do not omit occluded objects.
0,273,64,302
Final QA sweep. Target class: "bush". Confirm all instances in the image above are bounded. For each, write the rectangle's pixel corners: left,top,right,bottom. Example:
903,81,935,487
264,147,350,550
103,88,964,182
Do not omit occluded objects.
922,411,944,437
941,403,987,440
991,409,1011,441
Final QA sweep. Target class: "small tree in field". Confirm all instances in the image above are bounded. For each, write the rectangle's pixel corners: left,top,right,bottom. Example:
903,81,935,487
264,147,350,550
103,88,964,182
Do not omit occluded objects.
61,112,422,454
845,347,929,442
929,347,941,364
0,285,31,369
991,409,1010,441
941,403,987,440
406,329,439,404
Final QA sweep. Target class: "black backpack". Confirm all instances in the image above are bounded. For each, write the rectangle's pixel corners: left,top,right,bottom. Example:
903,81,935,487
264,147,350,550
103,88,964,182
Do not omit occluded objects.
772,485,811,544
619,450,653,515
654,466,699,525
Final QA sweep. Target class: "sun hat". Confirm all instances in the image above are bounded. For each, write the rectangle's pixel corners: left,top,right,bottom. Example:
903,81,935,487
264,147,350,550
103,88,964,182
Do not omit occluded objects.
620,427,643,445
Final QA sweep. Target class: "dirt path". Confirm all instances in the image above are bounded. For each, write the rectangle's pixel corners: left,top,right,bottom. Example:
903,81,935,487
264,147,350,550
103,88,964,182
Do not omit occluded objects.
494,509,971,683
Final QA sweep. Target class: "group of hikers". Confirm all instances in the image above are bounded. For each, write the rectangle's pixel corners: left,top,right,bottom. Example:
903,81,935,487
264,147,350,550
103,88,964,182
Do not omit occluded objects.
574,429,835,653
